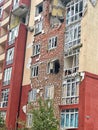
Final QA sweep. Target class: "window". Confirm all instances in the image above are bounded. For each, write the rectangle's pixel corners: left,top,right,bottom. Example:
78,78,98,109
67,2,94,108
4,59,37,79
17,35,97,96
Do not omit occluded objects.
34,21,42,35
31,65,39,77
3,67,12,86
13,0,19,10
62,78,79,105
47,60,60,74
8,26,19,45
65,23,81,51
45,85,54,99
66,0,83,25
33,44,40,56
26,113,32,128
61,109,78,129
36,3,43,16
0,7,3,18
6,47,14,65
64,52,79,76
28,89,37,102
48,36,57,50
0,89,9,108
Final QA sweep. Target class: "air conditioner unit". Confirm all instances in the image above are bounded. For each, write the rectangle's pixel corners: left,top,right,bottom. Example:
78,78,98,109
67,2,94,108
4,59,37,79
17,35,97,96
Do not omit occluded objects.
28,26,34,32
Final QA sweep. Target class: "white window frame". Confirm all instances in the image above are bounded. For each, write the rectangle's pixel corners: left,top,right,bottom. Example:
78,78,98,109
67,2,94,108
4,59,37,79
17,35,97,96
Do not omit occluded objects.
28,89,37,102
6,47,14,65
26,113,33,128
3,67,12,86
13,0,19,10
45,85,54,99
36,2,43,16
31,65,39,78
62,78,79,105
33,44,40,56
48,36,57,50
8,26,19,45
0,89,9,108
65,23,81,51
66,0,83,25
34,21,42,35
61,109,78,129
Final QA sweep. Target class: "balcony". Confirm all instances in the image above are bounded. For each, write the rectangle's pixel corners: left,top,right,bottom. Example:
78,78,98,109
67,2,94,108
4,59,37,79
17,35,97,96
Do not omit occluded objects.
0,53,5,62
3,0,12,10
0,16,9,27
0,73,2,80
12,0,30,16
0,34,7,45
0,0,4,6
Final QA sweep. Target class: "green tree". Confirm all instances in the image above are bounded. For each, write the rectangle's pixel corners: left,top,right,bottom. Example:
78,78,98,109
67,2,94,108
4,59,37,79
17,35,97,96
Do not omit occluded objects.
0,112,6,130
31,99,58,130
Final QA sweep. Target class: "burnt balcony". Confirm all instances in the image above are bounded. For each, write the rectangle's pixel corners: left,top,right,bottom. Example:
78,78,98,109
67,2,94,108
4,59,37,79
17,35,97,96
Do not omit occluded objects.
12,0,30,16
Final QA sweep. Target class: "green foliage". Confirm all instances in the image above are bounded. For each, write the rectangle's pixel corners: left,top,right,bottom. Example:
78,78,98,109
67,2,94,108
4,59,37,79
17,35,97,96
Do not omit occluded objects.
32,99,58,130
0,112,5,129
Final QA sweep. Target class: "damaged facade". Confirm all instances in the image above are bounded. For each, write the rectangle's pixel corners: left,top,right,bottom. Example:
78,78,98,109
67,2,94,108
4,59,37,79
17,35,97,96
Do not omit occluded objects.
0,0,98,129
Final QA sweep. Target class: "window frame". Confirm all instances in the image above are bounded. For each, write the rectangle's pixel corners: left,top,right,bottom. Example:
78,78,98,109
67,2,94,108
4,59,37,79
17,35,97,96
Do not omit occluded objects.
48,36,58,50
35,2,43,16
3,67,12,86
44,85,54,99
31,64,39,78
0,89,9,108
26,113,33,128
61,109,78,129
28,89,37,102
6,47,14,65
62,78,79,105
33,43,40,56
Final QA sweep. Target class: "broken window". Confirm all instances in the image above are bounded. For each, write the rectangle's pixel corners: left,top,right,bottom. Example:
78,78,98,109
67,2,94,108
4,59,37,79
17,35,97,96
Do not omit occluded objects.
33,44,40,56
62,78,79,105
65,23,81,51
36,3,43,16
47,59,60,74
64,53,79,76
66,0,83,25
6,47,14,65
31,65,39,77
0,89,9,108
48,36,57,50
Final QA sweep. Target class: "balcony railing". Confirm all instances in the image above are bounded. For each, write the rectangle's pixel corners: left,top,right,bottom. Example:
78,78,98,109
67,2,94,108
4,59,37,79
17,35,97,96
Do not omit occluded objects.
62,96,79,105
0,53,5,62
3,0,12,10
0,34,7,44
0,16,9,27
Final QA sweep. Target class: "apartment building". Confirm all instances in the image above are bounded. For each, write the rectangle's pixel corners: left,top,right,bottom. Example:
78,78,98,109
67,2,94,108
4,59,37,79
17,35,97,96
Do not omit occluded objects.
19,0,98,130
0,0,30,129
0,0,98,130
